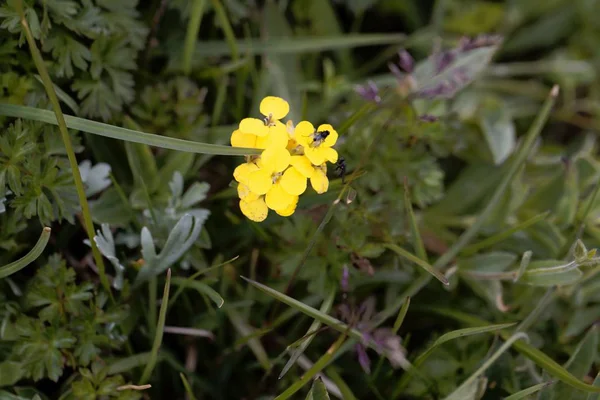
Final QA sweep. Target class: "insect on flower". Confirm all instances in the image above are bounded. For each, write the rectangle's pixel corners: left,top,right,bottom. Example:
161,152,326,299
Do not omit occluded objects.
306,129,330,147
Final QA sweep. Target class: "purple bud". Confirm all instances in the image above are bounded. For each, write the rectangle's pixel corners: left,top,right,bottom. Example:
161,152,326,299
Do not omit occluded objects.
341,265,350,292
435,51,455,74
388,62,404,80
419,114,438,123
355,343,371,374
398,49,414,73
354,80,381,104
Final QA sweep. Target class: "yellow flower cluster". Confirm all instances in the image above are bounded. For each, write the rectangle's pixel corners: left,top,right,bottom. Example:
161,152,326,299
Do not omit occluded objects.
231,96,339,222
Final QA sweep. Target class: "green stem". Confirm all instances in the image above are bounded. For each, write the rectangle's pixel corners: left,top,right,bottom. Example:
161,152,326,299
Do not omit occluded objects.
183,0,206,75
16,0,113,301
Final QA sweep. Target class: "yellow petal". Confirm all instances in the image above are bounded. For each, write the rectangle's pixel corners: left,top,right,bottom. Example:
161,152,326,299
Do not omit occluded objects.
265,183,295,211
290,155,314,177
231,130,258,148
248,169,273,195
255,135,269,149
304,147,326,165
310,169,329,194
275,196,299,216
280,167,307,196
322,147,338,163
233,162,259,184
317,124,339,147
237,183,259,201
260,146,291,173
265,122,289,148
240,198,268,222
294,121,314,146
240,118,269,136
260,96,289,120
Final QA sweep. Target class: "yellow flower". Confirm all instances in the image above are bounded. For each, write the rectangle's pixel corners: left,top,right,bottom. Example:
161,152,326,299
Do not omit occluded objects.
310,164,329,194
294,122,339,165
239,197,268,222
233,162,259,186
237,96,290,148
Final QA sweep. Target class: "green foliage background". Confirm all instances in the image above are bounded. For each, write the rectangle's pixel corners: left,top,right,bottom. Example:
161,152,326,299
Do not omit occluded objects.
2,0,600,399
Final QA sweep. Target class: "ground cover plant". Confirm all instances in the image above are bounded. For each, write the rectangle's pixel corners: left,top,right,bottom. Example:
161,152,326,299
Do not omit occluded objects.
2,0,600,399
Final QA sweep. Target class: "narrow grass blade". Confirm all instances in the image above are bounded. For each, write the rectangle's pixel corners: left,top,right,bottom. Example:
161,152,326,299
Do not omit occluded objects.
404,181,428,262
305,377,330,400
173,33,406,66
15,1,111,298
0,104,260,156
108,352,152,375
444,332,529,400
243,277,362,340
382,243,449,286
0,227,50,279
394,323,515,395
180,373,198,400
183,0,205,75
140,269,172,384
280,289,336,379
461,211,550,256
227,308,271,370
210,0,238,60
505,381,555,400
275,334,347,400
171,277,224,308
392,296,411,333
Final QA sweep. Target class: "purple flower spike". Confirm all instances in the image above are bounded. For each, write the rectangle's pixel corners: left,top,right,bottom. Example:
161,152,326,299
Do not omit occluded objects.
398,49,414,73
435,50,455,74
355,343,371,374
341,265,350,292
355,80,381,104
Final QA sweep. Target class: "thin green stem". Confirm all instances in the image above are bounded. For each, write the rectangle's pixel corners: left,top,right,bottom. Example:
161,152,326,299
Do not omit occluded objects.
183,0,206,75
16,0,113,300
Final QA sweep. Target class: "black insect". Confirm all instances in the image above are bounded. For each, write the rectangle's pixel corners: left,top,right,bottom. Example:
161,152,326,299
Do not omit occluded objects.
308,129,330,147
335,157,347,183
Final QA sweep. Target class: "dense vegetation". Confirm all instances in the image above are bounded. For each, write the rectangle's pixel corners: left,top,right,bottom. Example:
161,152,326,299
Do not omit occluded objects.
2,0,600,399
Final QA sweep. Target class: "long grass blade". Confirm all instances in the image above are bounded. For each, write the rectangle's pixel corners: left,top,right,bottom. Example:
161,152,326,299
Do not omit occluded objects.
280,288,336,379
0,227,50,279
180,373,198,400
226,308,271,370
183,0,206,75
16,1,112,298
404,181,428,262
140,269,172,384
0,104,260,156
505,381,555,400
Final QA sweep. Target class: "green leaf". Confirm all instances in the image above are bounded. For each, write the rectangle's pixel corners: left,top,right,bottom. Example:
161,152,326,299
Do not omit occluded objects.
586,373,600,400
305,377,330,400
0,361,24,387
135,214,206,285
479,96,516,165
519,260,582,287
0,103,260,156
0,227,50,279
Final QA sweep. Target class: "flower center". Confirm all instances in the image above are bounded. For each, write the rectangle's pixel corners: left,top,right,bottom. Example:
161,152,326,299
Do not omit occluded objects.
272,171,283,184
